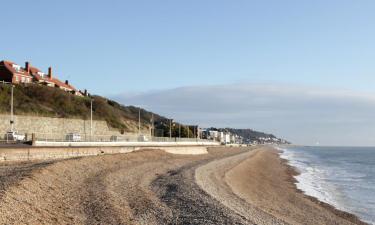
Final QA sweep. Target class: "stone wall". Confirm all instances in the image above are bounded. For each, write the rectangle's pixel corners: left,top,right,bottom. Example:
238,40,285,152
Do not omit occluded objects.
0,114,115,135
0,114,149,139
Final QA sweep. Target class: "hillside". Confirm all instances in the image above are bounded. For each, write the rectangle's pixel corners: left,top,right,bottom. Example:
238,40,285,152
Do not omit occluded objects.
0,83,287,141
0,83,167,133
208,127,290,144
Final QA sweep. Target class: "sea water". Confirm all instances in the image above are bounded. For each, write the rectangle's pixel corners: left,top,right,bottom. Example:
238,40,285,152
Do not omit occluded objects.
279,146,375,224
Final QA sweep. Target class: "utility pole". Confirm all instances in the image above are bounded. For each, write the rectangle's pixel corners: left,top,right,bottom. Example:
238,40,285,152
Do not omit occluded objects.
10,85,14,132
90,98,93,139
169,119,172,139
179,124,181,139
151,113,154,137
138,107,141,135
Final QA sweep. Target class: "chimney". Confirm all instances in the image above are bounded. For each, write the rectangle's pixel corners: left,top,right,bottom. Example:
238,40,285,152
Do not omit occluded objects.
48,67,52,79
25,62,30,73
84,89,88,96
65,80,69,85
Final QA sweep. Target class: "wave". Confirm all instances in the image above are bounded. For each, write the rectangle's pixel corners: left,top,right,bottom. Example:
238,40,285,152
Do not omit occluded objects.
280,148,342,208
279,146,375,224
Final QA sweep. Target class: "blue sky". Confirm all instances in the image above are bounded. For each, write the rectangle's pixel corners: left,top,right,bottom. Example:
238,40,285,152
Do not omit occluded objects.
1,1,375,145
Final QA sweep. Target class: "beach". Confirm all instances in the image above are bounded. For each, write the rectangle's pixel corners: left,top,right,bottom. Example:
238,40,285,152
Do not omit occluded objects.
0,146,367,224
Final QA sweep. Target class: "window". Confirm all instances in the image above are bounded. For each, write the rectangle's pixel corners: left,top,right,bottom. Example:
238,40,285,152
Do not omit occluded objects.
21,77,25,82
15,76,19,82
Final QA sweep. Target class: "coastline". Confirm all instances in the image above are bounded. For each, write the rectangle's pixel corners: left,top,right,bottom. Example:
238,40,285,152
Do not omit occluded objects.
0,146,370,224
278,148,368,225
223,146,368,225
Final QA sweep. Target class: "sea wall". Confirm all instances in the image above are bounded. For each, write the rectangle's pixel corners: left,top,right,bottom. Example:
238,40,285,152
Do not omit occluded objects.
32,140,219,147
0,145,210,162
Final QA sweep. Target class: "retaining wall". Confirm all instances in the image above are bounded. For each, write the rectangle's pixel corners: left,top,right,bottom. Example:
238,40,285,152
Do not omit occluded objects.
0,144,213,162
0,114,152,140
0,114,119,136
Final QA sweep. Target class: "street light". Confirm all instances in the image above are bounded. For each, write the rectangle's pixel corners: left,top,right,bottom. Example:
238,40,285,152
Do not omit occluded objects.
90,98,94,139
10,85,14,132
179,123,181,139
150,113,154,137
138,107,141,135
169,119,172,139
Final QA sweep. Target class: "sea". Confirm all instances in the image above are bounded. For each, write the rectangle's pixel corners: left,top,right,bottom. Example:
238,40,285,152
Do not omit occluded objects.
279,146,375,225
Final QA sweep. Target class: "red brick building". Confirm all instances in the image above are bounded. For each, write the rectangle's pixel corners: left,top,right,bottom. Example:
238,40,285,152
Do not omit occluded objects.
0,60,83,96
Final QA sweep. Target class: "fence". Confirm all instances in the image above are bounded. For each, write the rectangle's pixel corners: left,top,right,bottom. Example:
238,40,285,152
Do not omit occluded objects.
12,132,217,143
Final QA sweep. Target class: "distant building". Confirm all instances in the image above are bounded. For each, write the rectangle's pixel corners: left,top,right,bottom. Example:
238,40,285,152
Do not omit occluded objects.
218,131,224,143
230,134,236,143
216,132,231,144
209,130,219,140
200,127,288,145
0,60,83,96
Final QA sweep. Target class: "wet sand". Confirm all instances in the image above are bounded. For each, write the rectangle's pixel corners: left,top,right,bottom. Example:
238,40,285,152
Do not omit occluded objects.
0,146,368,224
218,147,367,225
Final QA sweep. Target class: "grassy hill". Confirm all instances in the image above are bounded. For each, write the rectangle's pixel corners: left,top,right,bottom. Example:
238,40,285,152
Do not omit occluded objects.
0,83,288,141
0,83,168,133
205,127,290,144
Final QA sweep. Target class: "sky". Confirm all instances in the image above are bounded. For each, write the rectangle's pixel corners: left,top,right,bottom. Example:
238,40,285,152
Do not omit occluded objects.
1,0,375,145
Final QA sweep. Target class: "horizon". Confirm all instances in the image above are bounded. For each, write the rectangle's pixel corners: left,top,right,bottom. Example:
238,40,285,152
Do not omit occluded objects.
2,0,375,146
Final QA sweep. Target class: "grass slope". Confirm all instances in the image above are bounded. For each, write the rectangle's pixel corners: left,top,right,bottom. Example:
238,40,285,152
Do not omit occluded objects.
0,83,166,133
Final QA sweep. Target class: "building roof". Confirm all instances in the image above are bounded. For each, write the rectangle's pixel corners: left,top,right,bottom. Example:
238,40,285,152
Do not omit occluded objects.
32,72,78,91
53,78,78,91
1,60,33,77
1,60,79,92
29,66,42,75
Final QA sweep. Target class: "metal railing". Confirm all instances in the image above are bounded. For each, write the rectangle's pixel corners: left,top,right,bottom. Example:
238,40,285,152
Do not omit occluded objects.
28,133,217,143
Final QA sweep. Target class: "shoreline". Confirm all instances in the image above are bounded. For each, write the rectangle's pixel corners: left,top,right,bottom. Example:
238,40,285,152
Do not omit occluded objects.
0,146,370,224
216,146,368,225
277,148,368,225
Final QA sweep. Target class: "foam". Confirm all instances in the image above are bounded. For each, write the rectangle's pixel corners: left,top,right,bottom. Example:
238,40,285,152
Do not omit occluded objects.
280,147,375,224
280,148,348,212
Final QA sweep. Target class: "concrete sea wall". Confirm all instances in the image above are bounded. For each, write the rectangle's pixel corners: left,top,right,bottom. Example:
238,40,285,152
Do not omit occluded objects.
32,140,218,147
0,145,210,162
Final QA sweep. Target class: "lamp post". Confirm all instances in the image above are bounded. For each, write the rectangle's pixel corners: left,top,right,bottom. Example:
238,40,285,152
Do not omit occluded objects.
90,98,94,140
179,124,181,139
10,85,14,132
169,119,172,139
150,113,154,137
138,107,141,135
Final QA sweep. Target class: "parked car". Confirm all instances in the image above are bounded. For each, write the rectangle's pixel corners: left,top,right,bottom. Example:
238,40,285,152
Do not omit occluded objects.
4,131,26,141
66,133,81,142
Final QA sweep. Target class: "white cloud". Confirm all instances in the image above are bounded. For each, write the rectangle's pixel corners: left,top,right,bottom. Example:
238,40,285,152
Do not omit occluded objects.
113,83,375,146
